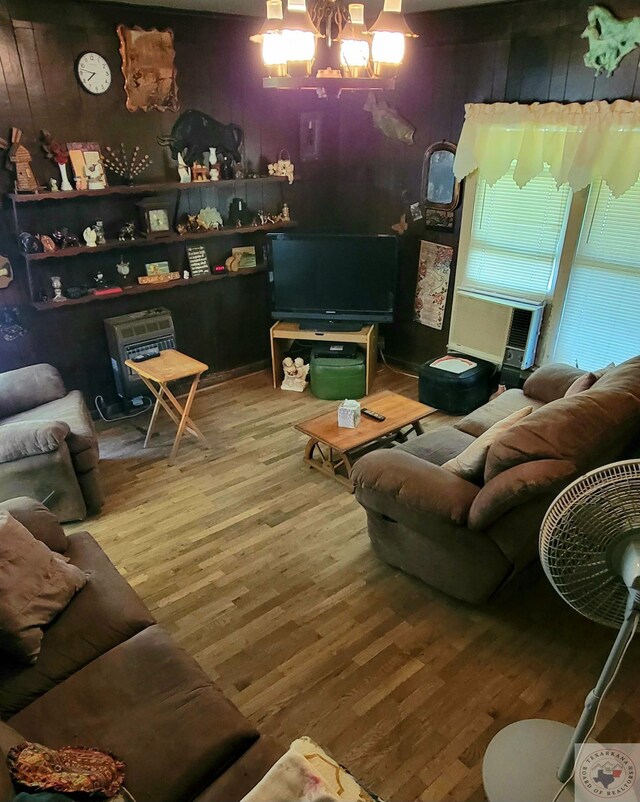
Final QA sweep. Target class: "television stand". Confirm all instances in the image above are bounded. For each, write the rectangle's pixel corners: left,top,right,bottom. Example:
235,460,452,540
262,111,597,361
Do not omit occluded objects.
298,320,364,333
270,321,378,394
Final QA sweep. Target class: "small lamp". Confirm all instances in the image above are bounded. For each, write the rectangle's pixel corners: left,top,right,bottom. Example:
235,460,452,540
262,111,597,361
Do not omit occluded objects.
339,4,371,79
368,0,417,78
250,0,288,78
282,0,322,78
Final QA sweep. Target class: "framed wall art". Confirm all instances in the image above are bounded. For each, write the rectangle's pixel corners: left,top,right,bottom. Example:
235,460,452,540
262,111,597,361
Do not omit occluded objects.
117,24,179,113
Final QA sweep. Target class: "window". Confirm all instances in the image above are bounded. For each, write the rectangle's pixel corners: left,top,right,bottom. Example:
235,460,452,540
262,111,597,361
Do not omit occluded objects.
461,163,572,300
551,179,640,370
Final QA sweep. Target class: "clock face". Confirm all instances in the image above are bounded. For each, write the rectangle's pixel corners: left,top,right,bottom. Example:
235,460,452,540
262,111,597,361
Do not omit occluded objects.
148,209,170,231
76,52,111,95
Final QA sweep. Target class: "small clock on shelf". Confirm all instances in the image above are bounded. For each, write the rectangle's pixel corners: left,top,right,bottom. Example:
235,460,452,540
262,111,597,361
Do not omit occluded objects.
75,52,112,95
135,199,173,239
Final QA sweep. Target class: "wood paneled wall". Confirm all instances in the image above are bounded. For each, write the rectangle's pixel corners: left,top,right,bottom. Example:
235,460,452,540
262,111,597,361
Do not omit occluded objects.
329,0,640,367
0,0,328,402
2,0,640,398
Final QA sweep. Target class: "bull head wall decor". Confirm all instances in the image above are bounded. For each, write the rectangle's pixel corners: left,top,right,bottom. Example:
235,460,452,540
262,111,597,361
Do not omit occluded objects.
158,109,244,166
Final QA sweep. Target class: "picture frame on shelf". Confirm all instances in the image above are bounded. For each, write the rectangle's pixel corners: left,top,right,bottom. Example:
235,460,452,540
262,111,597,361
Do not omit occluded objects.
231,245,257,269
67,142,108,190
145,260,171,277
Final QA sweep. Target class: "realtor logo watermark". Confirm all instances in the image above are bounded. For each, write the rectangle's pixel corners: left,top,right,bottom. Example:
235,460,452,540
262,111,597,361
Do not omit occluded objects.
575,744,639,800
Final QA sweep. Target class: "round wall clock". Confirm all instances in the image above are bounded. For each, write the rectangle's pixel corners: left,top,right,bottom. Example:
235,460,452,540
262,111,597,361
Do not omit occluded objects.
75,52,112,95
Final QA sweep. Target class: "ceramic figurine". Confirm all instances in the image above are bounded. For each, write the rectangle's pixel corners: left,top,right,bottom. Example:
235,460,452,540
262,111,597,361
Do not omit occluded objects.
281,203,290,222
51,275,65,303
118,222,136,242
83,227,98,248
183,270,190,280
94,221,106,245
37,234,57,252
157,109,243,166
75,175,87,191
220,154,234,180
49,178,59,192
19,232,44,254
196,206,223,230
208,148,219,181
267,151,295,184
85,160,107,190
191,162,208,182
93,269,107,290
177,153,191,183
281,357,309,392
52,228,80,249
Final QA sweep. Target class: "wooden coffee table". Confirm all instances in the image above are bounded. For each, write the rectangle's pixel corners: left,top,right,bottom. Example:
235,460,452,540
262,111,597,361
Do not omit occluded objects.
295,390,436,491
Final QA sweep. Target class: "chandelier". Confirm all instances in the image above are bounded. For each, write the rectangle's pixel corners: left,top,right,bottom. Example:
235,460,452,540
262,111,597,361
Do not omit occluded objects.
250,0,417,95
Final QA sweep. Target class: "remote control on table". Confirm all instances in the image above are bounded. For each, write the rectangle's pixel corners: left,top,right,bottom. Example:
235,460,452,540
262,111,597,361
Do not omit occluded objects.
361,408,386,422
131,350,160,363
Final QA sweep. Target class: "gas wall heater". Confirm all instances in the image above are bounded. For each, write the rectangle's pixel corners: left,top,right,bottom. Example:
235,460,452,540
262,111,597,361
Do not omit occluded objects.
104,308,176,400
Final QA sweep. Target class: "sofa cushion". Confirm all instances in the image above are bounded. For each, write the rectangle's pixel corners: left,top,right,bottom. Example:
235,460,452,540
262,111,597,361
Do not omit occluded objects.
468,460,577,530
454,389,544,438
0,365,66,420
485,387,640,482
592,355,640,397
3,391,98,466
194,737,285,802
396,426,476,465
9,625,260,802
0,532,155,718
564,372,597,396
0,513,86,664
443,406,532,482
522,363,584,403
0,420,70,464
0,497,67,553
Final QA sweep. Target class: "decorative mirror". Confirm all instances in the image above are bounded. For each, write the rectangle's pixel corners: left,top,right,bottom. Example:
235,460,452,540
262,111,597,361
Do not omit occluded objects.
421,141,461,230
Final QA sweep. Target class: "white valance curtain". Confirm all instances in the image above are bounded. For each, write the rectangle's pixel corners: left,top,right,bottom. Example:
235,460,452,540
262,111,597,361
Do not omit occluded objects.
453,100,640,197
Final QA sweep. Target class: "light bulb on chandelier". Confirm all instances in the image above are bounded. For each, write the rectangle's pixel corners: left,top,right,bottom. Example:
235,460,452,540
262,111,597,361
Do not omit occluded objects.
339,4,370,79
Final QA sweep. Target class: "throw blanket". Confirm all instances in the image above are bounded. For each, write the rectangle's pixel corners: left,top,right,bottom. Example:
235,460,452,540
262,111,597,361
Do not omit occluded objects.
241,737,383,802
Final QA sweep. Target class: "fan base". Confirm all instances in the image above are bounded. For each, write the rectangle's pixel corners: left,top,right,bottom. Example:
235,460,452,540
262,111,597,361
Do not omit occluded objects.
483,719,575,802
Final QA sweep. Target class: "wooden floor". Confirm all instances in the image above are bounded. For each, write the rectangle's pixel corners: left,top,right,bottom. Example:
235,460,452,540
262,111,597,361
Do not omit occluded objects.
71,366,640,802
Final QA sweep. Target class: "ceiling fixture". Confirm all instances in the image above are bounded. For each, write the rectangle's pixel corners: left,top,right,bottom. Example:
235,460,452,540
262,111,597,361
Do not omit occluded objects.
252,0,417,97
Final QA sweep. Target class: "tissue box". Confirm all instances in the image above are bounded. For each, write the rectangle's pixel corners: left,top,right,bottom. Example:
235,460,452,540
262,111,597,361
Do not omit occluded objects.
337,399,361,429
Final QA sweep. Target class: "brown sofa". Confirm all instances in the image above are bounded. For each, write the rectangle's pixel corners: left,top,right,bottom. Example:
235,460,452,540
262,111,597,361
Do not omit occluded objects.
0,364,103,522
0,497,282,802
353,357,640,604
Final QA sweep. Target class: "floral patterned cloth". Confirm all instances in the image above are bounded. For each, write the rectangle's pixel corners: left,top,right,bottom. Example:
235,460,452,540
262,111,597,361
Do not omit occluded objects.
8,742,125,798
414,240,453,330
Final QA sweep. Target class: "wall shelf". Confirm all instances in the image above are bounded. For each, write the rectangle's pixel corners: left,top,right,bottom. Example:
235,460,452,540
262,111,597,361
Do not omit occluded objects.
9,175,289,203
24,220,298,262
32,265,267,311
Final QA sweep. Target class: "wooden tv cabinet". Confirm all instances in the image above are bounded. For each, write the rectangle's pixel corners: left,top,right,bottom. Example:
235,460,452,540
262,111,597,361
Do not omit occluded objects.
270,321,378,394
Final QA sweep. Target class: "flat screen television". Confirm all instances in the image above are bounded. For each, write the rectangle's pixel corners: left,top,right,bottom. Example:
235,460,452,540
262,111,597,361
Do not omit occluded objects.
267,232,398,331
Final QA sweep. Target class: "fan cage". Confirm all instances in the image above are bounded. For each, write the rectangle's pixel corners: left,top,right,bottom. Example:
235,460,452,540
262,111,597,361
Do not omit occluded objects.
540,459,640,629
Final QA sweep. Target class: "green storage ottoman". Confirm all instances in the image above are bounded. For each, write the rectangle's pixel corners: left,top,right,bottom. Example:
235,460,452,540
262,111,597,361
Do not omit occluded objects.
310,352,366,400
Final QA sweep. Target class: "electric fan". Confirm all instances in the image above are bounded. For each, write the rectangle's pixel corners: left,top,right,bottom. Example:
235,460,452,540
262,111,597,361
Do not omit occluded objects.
483,459,640,802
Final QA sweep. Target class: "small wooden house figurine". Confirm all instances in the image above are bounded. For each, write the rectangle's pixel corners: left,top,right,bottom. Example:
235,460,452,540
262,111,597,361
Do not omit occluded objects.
1,128,38,192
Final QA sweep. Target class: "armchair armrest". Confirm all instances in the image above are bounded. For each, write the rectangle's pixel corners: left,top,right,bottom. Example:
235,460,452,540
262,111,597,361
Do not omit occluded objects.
0,420,70,465
353,449,480,528
0,364,66,419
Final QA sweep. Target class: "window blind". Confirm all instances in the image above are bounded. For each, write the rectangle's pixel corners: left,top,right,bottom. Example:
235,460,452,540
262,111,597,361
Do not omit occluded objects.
461,163,572,300
552,179,640,370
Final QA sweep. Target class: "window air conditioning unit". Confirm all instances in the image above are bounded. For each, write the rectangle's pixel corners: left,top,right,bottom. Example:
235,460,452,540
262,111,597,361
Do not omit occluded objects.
449,290,546,369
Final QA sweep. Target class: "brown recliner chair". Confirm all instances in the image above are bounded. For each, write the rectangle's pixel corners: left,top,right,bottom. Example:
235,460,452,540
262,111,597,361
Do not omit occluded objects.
353,358,640,604
0,364,103,521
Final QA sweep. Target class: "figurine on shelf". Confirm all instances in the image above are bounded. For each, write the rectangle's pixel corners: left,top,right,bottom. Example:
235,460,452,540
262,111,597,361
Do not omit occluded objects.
183,270,190,280
104,143,152,186
208,148,219,181
267,150,295,185
220,154,234,180
177,153,191,183
281,357,309,392
118,222,136,242
116,257,131,286
281,202,290,222
83,227,98,248
93,269,107,290
86,161,107,190
51,275,66,303
37,235,57,252
74,175,87,191
19,232,44,254
41,130,73,191
52,228,80,249
94,221,106,245
49,178,59,193
228,197,253,228
1,128,39,193
191,162,208,182
196,206,223,230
